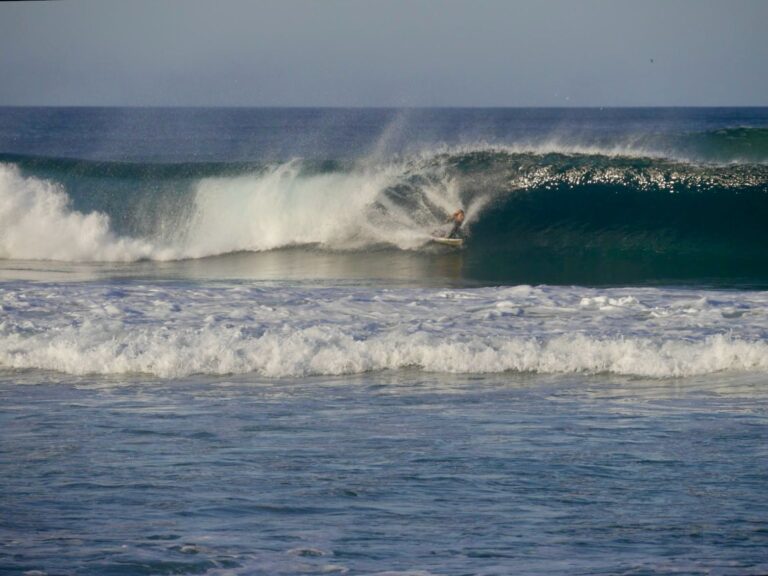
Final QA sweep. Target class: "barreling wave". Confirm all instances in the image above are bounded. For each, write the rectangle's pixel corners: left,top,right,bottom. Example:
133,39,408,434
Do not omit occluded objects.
1,143,768,283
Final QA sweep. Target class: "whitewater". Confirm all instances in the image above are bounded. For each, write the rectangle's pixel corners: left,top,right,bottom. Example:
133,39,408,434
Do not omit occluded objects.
0,159,462,260
2,282,768,378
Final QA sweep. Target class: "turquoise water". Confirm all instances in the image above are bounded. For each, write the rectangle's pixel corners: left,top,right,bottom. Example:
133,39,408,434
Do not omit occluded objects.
1,108,768,574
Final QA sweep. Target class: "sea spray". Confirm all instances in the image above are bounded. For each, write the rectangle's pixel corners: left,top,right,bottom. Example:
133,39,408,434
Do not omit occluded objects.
0,164,164,261
182,160,431,256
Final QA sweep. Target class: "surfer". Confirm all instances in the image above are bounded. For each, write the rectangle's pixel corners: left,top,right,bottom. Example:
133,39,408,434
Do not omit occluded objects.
447,209,465,238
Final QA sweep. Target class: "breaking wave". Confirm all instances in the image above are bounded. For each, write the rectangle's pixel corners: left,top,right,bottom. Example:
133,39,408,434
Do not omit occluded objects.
2,283,767,379
1,140,767,283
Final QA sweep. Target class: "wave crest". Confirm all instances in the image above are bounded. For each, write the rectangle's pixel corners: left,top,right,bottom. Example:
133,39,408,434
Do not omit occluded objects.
1,146,768,267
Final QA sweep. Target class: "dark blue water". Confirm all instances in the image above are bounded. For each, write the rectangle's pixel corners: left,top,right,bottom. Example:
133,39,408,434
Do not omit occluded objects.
2,107,767,162
3,372,768,576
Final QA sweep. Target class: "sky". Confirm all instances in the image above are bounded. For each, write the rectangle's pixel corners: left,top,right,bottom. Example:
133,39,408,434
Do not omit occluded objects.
0,0,766,107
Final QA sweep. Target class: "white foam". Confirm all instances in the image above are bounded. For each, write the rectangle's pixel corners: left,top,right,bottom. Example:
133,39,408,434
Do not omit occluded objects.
0,161,467,262
0,164,170,261
182,161,432,256
1,284,767,379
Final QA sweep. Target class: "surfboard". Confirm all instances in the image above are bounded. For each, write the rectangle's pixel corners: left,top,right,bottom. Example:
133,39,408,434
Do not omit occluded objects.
430,236,464,248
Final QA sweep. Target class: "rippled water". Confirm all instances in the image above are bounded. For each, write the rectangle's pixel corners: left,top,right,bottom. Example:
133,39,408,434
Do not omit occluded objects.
2,371,767,575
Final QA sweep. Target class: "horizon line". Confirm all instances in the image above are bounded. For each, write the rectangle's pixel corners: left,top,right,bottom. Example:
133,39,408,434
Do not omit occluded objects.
1,104,767,110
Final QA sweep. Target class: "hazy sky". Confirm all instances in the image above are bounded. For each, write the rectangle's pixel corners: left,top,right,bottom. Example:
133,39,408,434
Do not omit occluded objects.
1,0,766,107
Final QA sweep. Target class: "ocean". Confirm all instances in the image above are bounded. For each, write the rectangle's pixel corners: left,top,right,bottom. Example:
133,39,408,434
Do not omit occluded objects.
1,107,767,575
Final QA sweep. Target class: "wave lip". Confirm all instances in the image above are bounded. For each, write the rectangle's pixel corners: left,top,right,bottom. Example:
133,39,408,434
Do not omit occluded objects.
2,284,767,379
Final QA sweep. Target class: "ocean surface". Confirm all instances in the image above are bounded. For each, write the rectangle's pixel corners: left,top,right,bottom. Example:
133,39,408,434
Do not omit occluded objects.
1,107,768,575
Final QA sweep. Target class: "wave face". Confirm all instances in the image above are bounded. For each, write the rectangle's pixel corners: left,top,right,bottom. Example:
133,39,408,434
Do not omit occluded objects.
452,149,768,284
2,283,767,379
2,134,768,284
